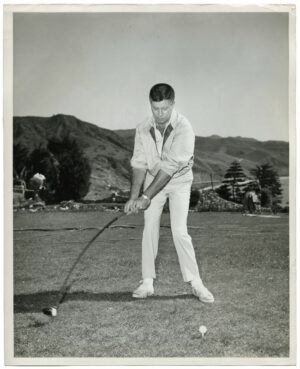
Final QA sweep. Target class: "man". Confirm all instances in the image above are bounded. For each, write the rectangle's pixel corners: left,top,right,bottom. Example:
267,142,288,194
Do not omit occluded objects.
243,183,261,215
124,83,214,303
29,173,46,201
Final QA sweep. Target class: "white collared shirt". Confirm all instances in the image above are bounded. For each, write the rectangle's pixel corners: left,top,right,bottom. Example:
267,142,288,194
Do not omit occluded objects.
131,110,195,181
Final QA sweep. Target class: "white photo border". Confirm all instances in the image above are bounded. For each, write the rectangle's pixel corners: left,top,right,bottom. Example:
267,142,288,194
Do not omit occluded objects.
3,3,296,366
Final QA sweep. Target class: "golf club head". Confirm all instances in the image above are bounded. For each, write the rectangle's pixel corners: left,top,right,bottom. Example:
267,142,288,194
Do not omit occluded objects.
42,306,57,317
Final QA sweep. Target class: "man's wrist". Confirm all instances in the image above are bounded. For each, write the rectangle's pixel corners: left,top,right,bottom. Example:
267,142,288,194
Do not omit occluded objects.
141,194,151,201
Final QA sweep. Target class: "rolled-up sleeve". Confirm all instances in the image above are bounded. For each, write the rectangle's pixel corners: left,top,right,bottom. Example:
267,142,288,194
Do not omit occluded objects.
130,128,148,170
159,122,195,176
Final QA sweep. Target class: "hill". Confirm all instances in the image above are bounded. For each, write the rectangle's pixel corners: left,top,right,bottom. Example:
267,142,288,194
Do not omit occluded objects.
14,115,289,200
115,129,289,185
14,115,132,200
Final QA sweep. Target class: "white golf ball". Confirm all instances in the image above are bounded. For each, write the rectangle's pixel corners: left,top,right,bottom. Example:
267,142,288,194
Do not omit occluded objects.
199,325,207,336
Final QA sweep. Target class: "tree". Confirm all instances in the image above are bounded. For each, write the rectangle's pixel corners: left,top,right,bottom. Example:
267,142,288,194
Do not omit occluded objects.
221,160,247,202
47,136,91,201
251,163,282,207
24,136,92,203
250,163,282,197
13,143,29,179
223,160,247,183
26,145,60,203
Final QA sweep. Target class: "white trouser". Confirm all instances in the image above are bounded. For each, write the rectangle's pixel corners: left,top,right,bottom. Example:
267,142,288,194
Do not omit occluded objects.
142,180,201,282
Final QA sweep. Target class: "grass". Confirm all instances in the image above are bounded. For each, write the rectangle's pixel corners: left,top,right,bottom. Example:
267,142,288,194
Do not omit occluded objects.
13,211,289,357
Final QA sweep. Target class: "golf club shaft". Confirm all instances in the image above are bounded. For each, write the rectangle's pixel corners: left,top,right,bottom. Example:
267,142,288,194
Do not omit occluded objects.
57,212,125,306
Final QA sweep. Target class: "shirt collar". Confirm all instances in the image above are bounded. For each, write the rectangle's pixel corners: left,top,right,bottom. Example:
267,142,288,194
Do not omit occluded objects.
148,110,176,146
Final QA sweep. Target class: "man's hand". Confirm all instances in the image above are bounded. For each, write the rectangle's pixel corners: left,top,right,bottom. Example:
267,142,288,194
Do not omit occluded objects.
124,197,151,214
133,196,151,212
124,199,137,214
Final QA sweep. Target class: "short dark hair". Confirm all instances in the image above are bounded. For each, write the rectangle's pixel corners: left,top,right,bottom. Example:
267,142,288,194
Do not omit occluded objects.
149,83,175,102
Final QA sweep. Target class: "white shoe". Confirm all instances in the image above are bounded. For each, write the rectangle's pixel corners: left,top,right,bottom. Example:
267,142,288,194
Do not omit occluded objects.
132,280,154,299
191,280,214,303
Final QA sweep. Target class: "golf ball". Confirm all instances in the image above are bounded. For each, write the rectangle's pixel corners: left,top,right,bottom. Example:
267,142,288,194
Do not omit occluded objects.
199,325,207,336
42,306,57,317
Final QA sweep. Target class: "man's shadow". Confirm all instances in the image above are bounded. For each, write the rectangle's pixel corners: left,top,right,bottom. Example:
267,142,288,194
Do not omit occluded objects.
14,291,195,314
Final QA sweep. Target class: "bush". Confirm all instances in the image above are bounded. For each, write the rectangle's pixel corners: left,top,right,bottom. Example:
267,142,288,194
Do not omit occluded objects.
280,206,289,213
189,189,200,208
216,184,231,201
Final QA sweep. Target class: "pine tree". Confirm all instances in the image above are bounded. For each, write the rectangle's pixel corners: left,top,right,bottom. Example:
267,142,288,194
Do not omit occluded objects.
223,160,247,183
222,160,247,202
250,163,282,207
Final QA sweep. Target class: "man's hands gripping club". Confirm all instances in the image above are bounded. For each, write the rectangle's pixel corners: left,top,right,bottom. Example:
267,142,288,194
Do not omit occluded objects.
124,196,151,214
124,168,171,215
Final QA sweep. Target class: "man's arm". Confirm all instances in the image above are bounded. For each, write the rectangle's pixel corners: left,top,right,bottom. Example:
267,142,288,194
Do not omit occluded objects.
132,169,171,212
130,168,147,200
124,169,147,214
143,170,171,199
124,127,148,214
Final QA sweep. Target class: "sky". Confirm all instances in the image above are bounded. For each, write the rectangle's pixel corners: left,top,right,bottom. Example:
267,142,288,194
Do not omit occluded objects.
13,11,289,141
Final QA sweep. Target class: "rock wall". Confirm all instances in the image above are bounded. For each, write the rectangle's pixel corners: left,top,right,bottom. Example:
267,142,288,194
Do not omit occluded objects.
193,189,243,212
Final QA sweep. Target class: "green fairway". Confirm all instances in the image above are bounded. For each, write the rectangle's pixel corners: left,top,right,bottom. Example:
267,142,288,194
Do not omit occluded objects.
13,211,289,358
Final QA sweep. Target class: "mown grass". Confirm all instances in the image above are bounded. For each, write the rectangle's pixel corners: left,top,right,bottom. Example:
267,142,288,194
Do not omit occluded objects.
13,211,289,357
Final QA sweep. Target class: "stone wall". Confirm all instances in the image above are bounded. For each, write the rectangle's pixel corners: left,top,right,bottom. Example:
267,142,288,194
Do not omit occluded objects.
193,189,243,212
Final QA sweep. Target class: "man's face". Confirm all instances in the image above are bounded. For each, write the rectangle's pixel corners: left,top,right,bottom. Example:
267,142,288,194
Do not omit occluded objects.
150,99,174,125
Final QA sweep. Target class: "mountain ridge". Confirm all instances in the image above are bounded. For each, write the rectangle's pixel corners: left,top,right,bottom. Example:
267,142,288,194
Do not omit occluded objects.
14,114,289,200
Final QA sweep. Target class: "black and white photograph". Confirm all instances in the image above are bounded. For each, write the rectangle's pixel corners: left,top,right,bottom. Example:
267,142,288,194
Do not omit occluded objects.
4,3,296,365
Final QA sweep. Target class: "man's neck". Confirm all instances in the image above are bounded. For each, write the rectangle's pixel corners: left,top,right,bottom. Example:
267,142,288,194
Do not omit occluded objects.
155,122,167,135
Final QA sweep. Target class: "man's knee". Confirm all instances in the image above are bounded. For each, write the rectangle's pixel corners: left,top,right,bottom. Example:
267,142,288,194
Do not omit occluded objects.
144,209,162,224
171,227,190,240
143,218,161,234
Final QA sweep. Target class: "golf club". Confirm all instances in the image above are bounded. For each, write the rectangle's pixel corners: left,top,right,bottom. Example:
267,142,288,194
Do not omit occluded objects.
42,212,125,316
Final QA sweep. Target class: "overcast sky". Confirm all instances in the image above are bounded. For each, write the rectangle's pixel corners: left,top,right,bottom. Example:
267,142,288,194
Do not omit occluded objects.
13,12,289,141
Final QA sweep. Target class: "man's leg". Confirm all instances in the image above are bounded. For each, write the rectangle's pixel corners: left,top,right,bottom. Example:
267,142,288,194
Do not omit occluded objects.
169,182,214,303
168,183,200,282
142,190,167,279
133,190,167,298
